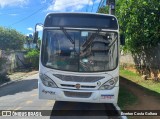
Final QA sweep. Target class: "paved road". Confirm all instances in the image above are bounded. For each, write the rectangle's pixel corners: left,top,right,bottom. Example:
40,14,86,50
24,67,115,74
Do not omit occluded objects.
0,74,121,119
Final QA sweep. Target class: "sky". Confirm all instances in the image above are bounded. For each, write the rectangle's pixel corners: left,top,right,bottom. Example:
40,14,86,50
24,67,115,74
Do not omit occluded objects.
0,0,104,36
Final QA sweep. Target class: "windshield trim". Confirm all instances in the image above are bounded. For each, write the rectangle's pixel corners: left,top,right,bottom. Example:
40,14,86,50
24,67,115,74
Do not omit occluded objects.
43,27,119,32
41,29,119,73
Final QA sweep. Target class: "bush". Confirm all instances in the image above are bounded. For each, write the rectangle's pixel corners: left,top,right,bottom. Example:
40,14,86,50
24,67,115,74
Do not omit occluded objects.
25,49,40,69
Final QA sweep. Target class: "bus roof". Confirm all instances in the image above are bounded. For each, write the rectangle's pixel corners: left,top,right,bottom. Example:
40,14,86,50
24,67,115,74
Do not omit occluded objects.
44,12,118,30
46,12,117,17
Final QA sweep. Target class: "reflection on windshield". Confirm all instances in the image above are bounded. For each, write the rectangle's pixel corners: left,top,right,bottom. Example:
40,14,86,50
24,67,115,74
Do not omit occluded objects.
42,30,118,72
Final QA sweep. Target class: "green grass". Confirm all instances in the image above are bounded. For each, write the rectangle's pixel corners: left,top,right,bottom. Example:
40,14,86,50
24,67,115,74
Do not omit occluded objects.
118,86,138,109
120,68,160,97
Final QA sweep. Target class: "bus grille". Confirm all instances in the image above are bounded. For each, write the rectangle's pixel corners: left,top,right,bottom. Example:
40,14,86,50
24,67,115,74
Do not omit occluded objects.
64,91,92,98
61,84,96,89
53,74,104,82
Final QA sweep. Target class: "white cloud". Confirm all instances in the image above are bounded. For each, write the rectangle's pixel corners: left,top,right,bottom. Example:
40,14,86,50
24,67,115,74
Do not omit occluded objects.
9,13,19,16
36,25,43,31
0,12,19,16
0,0,28,8
27,27,34,31
26,33,33,36
41,0,46,4
27,26,43,32
47,0,93,12
95,0,101,3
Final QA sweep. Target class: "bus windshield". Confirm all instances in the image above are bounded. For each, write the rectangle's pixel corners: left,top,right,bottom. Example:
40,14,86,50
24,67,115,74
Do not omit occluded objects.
41,29,118,72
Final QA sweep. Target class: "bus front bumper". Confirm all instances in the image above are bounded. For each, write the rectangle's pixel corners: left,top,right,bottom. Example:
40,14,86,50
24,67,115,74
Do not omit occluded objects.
38,82,119,103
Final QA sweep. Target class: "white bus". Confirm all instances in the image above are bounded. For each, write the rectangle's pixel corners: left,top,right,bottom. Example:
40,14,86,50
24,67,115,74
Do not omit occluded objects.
37,13,124,104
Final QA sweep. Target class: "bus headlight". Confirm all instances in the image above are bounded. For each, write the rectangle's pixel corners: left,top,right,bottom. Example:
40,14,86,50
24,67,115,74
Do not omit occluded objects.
39,74,58,88
99,77,118,90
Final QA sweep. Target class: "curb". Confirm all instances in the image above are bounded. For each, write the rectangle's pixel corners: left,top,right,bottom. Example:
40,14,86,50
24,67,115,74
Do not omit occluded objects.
113,104,128,119
0,72,38,88
0,78,22,88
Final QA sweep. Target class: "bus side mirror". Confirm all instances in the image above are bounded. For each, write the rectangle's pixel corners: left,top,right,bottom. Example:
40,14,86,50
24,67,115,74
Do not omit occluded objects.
120,34,125,45
33,31,38,43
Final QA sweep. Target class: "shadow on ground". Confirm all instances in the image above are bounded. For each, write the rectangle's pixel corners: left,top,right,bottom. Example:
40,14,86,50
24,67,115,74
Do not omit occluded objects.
120,76,160,99
0,79,38,97
49,101,120,119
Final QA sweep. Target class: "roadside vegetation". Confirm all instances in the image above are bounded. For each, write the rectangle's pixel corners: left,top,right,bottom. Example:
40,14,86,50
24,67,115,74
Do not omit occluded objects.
120,67,160,98
99,0,160,80
118,86,138,109
99,2,160,109
0,27,25,50
0,27,25,84
0,26,40,84
25,49,40,69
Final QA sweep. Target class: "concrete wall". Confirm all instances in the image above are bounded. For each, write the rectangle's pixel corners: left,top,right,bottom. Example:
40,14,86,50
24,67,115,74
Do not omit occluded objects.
120,54,135,65
120,44,160,68
120,44,160,79
0,50,27,74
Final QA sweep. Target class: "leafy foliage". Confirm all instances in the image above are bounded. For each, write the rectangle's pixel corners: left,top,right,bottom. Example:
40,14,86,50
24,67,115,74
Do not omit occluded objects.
25,49,40,69
0,27,25,50
25,49,39,58
116,0,160,53
98,6,109,14
99,0,160,54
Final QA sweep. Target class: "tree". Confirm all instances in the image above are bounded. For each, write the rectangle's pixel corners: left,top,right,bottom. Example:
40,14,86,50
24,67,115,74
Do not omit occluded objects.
97,6,109,14
25,49,40,69
99,0,160,78
0,27,25,50
98,0,160,54
116,0,160,53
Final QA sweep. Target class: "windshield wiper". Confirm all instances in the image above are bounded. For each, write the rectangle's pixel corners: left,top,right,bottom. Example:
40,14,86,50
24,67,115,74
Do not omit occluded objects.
61,27,75,44
83,28,101,46
60,27,79,56
107,35,118,50
91,28,101,42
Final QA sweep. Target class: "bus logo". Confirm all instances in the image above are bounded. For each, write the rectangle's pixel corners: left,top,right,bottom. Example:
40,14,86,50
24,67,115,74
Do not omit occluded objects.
2,111,12,116
75,84,81,89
